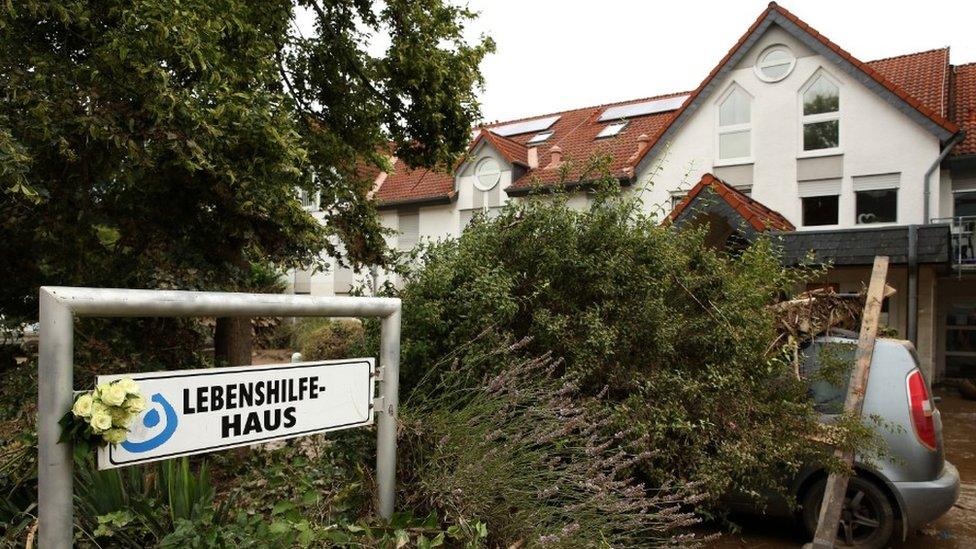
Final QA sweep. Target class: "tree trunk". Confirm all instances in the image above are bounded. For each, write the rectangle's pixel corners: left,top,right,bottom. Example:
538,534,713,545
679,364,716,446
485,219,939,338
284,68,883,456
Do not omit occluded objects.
214,317,252,366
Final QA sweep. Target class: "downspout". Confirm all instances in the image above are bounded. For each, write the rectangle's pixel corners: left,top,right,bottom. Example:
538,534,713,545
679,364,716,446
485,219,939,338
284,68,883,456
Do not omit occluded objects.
923,132,965,224
907,224,918,345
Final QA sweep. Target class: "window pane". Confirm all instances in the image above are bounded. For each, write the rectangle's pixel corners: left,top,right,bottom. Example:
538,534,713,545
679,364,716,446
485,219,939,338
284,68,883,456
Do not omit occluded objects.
803,120,839,150
802,195,839,226
803,76,839,115
719,89,750,126
947,329,976,353
398,212,420,250
762,63,791,80
800,342,855,414
719,130,750,159
856,189,897,224
762,48,792,68
955,192,976,217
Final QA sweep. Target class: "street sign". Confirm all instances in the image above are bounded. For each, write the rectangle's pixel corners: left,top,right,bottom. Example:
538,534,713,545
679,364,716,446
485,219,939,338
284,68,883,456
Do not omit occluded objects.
96,358,375,469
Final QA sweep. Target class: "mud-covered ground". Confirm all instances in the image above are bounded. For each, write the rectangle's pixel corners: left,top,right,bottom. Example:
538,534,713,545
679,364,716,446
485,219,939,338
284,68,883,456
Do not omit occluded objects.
706,388,976,548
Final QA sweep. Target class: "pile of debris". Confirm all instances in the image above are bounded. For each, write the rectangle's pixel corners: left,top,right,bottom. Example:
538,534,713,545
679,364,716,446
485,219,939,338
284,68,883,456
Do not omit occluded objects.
769,286,895,379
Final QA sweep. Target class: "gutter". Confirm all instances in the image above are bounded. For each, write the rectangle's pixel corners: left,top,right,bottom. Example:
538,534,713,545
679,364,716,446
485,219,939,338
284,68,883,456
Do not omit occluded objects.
923,132,965,224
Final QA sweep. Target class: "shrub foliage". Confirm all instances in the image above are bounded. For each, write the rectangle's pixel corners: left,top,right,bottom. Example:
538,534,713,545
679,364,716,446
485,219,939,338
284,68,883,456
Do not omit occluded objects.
390,185,861,506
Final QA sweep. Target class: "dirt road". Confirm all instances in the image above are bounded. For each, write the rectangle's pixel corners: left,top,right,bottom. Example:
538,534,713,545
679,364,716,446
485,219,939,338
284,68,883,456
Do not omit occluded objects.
706,389,976,548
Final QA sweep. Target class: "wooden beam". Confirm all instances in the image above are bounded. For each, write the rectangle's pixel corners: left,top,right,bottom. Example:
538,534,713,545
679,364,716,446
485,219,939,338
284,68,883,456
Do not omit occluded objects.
809,256,889,549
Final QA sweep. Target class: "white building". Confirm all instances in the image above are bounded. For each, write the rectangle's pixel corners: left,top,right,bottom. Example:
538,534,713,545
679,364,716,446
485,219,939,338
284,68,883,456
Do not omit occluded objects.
293,2,976,381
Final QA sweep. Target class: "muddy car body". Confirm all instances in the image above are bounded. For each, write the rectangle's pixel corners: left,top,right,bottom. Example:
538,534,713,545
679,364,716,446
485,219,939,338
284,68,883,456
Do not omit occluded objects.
735,333,960,548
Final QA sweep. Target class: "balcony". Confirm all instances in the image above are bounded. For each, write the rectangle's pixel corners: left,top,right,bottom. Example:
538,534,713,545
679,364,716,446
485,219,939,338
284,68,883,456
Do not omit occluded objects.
932,216,976,271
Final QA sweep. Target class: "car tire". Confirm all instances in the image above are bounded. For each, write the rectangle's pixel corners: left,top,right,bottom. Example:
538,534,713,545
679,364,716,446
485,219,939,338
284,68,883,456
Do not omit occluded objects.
801,475,896,549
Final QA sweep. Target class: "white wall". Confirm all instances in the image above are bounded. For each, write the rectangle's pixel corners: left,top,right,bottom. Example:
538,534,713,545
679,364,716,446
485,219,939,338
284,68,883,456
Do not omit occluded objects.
636,23,944,229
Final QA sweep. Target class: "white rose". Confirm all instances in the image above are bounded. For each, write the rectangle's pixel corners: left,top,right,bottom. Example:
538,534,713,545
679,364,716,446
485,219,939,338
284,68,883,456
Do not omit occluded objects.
101,384,127,407
117,378,140,395
125,395,147,414
90,411,113,433
72,394,94,418
103,429,128,444
110,408,133,428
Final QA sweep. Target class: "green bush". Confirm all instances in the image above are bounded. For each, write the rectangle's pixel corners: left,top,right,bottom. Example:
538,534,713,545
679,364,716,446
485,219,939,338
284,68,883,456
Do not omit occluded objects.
385,183,868,510
297,319,365,361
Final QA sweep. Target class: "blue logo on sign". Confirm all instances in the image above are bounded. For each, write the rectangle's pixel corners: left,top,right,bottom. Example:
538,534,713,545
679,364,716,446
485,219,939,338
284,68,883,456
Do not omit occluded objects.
121,393,178,453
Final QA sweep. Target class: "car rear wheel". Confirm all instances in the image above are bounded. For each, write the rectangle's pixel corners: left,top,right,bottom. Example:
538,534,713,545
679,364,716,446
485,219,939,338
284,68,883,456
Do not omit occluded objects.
801,476,896,549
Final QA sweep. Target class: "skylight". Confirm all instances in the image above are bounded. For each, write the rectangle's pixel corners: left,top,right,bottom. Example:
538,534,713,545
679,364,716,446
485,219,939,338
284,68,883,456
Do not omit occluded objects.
491,115,561,137
598,95,689,122
596,121,628,139
527,131,554,144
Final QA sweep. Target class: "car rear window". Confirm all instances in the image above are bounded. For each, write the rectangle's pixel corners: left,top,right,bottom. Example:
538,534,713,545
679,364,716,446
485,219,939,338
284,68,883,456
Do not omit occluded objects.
800,341,856,414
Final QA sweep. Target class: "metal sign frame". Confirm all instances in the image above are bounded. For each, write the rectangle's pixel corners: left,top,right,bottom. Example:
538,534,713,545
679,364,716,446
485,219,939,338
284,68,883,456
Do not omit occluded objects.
38,286,401,549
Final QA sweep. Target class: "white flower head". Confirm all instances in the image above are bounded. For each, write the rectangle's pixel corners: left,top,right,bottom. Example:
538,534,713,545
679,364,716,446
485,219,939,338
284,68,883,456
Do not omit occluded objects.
72,393,94,418
101,383,127,407
103,429,128,444
117,378,140,395
110,408,134,428
125,395,147,414
90,411,113,433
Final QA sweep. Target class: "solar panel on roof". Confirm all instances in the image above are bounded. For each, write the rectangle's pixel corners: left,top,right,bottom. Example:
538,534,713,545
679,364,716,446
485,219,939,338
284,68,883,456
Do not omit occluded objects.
527,131,554,144
491,115,561,137
598,95,689,122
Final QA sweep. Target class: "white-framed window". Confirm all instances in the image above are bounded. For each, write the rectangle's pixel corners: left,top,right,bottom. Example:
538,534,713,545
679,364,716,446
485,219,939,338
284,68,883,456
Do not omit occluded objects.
717,85,752,162
800,71,841,154
755,45,796,83
853,173,900,224
298,188,320,211
397,210,420,251
798,178,841,227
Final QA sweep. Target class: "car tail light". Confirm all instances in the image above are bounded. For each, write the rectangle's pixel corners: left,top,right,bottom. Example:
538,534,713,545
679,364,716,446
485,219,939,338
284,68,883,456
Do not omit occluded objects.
906,369,937,451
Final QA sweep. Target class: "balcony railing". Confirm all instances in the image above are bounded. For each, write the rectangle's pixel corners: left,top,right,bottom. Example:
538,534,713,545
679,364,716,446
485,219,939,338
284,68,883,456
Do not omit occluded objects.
932,216,976,271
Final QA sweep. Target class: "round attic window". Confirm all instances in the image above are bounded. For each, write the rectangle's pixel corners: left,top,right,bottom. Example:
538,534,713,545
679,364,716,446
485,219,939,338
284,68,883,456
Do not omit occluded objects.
755,45,796,82
474,157,501,191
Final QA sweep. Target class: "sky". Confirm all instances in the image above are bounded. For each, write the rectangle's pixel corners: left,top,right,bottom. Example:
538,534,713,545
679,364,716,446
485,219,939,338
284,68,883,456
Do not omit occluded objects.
461,0,976,123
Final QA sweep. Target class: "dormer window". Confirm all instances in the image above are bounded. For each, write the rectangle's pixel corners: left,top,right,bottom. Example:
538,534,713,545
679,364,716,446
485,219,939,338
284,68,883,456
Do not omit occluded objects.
801,72,840,152
596,121,628,139
717,85,751,161
528,131,554,144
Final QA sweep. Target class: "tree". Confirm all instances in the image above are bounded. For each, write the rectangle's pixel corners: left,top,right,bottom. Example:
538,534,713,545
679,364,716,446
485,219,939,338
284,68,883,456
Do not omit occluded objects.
0,0,493,362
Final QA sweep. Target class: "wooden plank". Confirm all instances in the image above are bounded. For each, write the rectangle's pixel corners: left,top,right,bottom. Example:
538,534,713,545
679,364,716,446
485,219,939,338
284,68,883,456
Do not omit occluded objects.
809,256,889,549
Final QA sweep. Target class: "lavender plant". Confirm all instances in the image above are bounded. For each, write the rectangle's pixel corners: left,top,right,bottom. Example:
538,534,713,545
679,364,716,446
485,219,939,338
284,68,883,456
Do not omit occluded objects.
399,334,706,547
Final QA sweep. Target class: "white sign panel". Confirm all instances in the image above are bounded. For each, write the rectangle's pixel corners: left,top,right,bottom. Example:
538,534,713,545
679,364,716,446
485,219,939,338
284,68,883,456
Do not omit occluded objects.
96,359,374,469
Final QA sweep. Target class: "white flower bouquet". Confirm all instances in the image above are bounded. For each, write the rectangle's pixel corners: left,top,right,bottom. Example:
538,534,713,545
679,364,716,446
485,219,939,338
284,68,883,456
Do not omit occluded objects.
59,378,147,448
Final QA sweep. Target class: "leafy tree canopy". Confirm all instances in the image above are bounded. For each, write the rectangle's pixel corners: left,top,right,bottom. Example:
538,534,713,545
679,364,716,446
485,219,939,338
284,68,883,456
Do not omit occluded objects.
0,0,493,325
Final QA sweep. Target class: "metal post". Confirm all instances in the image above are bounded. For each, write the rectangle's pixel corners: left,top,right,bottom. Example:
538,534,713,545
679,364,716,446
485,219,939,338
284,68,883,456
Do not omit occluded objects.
36,287,402,545
38,289,75,549
907,225,919,345
376,308,401,519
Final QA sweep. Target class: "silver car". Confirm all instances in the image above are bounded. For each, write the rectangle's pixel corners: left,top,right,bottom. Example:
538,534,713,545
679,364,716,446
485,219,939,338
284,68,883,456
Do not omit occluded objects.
739,332,960,548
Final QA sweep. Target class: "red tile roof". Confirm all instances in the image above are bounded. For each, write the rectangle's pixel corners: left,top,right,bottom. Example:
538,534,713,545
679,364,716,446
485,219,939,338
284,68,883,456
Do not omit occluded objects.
866,48,950,119
954,63,976,156
502,92,687,192
477,130,529,166
666,173,795,232
372,157,455,206
374,2,972,207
